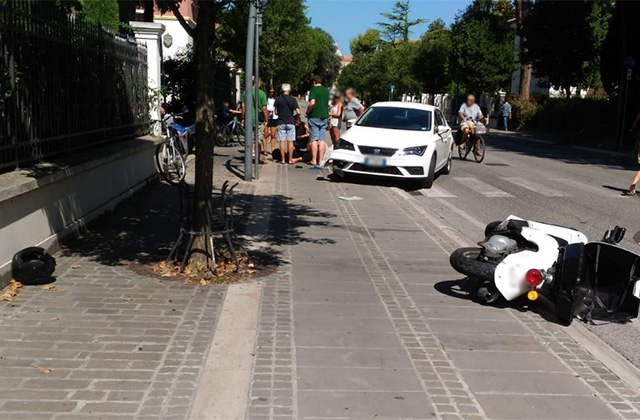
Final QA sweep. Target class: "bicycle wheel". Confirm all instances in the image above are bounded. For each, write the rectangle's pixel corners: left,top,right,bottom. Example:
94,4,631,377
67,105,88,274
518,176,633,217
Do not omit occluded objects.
214,124,228,147
156,142,186,184
458,143,470,160
473,136,486,163
234,124,246,146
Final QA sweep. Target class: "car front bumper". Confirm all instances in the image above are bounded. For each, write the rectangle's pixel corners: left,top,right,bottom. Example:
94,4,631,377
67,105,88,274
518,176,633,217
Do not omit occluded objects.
329,149,429,178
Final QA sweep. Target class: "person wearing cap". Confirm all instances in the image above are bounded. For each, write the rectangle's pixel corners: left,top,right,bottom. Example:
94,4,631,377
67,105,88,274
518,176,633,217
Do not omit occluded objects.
273,83,300,164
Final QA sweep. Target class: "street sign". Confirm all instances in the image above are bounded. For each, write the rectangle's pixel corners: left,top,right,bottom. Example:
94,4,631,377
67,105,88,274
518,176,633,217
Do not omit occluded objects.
625,56,636,70
390,84,395,91
628,69,633,81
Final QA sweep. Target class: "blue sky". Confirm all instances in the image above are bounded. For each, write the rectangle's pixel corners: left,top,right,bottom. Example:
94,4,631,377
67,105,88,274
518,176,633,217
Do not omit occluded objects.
306,0,472,55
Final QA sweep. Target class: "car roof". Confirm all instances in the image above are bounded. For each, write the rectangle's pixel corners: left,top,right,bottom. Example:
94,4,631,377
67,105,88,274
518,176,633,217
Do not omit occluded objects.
370,101,436,112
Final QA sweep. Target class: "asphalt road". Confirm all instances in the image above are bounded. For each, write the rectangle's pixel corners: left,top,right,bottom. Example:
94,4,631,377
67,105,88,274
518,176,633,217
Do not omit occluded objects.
297,98,640,366
405,130,640,367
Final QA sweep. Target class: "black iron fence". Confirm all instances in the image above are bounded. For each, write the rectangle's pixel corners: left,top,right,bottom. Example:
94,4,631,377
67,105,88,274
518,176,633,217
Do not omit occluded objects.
0,1,149,174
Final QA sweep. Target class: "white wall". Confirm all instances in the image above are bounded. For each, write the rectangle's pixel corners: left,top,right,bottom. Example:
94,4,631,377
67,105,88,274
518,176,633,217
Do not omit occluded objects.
0,137,161,287
159,19,192,58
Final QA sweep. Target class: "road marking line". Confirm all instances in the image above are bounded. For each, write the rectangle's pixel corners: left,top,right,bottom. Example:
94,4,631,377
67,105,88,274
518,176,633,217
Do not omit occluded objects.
420,185,457,198
453,177,514,197
189,282,262,420
501,177,568,197
548,177,623,198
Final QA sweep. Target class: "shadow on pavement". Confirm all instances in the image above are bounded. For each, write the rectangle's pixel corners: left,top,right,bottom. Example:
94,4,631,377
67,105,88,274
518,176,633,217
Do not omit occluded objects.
58,178,337,269
486,133,635,171
433,277,566,325
326,171,442,192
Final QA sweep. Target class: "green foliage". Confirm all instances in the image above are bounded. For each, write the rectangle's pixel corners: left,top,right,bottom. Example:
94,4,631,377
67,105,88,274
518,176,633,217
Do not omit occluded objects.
523,0,612,97
219,0,334,90
507,96,540,129
350,29,381,56
310,28,342,87
79,0,120,32
449,0,515,95
377,0,427,42
413,19,452,94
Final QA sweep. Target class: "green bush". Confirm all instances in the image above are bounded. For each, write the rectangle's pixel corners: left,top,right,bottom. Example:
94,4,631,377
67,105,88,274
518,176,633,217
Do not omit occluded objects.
508,96,541,129
508,96,615,143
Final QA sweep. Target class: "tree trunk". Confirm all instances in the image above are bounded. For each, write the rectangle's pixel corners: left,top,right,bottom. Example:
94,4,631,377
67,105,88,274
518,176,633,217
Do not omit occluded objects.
190,2,218,266
515,0,532,99
565,86,571,98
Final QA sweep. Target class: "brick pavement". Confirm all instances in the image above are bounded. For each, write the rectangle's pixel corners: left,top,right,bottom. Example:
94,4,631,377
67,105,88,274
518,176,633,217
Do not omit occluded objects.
0,148,256,420
243,162,640,420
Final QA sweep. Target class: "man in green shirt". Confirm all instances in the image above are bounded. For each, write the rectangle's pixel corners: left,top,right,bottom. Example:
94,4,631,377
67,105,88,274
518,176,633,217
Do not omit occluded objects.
305,75,330,166
241,77,269,154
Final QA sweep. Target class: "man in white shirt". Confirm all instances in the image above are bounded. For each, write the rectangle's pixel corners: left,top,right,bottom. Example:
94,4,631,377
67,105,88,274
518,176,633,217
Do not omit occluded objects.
458,94,484,147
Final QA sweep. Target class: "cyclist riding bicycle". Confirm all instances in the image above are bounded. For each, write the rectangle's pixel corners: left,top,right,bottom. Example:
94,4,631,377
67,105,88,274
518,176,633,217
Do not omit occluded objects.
458,94,484,149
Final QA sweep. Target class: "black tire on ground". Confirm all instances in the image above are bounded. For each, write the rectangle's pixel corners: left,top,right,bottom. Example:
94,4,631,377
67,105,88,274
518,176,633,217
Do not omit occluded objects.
449,247,496,282
440,148,452,175
421,155,436,189
484,221,503,237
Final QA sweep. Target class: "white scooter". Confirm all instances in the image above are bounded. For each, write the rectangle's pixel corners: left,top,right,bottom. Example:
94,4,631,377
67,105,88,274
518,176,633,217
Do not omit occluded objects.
450,216,640,324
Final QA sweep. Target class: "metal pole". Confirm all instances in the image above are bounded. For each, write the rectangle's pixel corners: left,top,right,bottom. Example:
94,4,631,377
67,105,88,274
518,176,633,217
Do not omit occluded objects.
615,1,626,150
254,13,261,180
243,2,256,181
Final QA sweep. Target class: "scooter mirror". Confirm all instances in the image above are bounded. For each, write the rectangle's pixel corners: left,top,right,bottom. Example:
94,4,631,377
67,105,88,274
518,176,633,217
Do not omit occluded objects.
633,230,640,245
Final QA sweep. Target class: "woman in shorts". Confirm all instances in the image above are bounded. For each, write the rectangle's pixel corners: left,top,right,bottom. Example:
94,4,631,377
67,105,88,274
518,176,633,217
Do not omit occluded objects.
265,87,278,155
328,92,343,149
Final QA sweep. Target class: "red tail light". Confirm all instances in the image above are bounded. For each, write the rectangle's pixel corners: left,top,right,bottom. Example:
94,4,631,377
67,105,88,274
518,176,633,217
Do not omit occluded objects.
525,269,543,286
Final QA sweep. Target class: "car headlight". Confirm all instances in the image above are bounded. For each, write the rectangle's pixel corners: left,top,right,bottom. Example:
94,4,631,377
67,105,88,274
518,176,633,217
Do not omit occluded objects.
400,146,427,156
338,138,355,151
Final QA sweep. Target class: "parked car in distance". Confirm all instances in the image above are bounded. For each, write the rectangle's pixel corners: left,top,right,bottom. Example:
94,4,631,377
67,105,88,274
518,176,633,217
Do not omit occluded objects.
330,102,454,188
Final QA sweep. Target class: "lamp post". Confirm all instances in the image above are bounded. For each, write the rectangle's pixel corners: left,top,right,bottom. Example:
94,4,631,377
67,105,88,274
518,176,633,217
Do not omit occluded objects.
254,11,262,180
243,2,256,181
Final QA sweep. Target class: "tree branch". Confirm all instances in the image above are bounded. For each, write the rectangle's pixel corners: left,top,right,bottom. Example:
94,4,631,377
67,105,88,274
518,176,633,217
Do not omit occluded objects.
167,1,196,38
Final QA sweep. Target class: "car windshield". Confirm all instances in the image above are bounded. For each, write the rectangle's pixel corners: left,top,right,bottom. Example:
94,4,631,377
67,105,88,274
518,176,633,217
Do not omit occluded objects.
355,106,432,132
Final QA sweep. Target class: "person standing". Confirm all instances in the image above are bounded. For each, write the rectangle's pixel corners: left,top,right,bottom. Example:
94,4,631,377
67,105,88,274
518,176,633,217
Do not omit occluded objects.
624,109,640,196
328,92,343,149
273,83,300,164
502,99,512,131
241,77,268,158
305,75,330,166
343,88,365,130
265,87,278,155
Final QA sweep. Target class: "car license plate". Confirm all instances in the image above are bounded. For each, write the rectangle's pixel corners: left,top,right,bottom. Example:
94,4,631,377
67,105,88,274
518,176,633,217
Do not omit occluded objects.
364,156,386,167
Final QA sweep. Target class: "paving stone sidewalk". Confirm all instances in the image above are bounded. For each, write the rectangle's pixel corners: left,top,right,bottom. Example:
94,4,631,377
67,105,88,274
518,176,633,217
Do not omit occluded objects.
245,162,640,420
0,147,256,420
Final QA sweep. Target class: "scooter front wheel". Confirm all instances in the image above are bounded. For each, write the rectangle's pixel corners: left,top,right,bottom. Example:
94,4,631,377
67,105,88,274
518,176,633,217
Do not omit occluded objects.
449,247,496,282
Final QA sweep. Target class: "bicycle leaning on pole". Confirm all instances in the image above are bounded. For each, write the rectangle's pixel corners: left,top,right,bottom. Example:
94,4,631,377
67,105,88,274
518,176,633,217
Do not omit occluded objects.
153,113,188,185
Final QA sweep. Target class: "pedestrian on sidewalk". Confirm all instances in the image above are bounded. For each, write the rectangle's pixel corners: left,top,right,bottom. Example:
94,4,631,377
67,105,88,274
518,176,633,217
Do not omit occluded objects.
305,75,330,167
343,88,365,129
274,83,300,164
329,92,343,149
624,109,640,195
265,87,278,155
502,99,512,131
241,77,268,160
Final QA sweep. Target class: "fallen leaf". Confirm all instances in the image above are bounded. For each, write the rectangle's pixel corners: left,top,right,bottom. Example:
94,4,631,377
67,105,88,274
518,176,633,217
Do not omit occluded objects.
41,284,56,290
38,367,52,374
123,298,134,302
0,280,23,302
199,279,207,285
71,265,81,269
50,317,59,321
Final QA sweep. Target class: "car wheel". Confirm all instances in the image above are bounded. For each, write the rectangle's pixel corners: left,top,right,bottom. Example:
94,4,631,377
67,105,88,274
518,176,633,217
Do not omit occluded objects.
440,148,452,175
421,155,436,189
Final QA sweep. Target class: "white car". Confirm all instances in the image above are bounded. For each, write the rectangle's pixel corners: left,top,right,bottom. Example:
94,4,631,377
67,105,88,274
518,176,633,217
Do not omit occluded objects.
330,102,454,188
